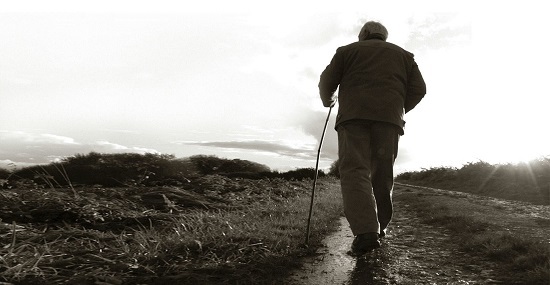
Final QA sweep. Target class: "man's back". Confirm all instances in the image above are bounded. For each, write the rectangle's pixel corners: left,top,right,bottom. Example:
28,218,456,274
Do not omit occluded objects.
319,38,426,133
338,39,412,97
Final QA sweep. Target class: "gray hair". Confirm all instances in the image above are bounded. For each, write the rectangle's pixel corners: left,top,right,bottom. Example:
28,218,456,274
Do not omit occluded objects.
358,21,388,41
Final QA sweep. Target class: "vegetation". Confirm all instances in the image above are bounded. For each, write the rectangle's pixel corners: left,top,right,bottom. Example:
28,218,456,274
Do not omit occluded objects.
0,153,343,284
3,152,548,283
328,159,340,178
2,153,326,189
397,188,549,284
396,157,550,205
396,158,550,283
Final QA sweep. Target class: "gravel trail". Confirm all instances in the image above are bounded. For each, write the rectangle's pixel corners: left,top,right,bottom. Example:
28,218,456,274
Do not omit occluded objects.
287,183,547,284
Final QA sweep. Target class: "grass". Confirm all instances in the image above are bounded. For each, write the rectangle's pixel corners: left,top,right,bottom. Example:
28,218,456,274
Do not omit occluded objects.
0,176,343,284
397,187,550,284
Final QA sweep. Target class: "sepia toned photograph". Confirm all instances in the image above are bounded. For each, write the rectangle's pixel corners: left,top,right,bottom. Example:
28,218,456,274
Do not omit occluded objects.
1,1,548,284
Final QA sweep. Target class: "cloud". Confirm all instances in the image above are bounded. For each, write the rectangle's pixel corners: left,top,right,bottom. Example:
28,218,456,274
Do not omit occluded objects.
95,141,160,154
405,13,471,51
292,108,339,161
0,159,36,170
0,131,80,145
0,130,160,166
279,14,353,48
181,140,317,160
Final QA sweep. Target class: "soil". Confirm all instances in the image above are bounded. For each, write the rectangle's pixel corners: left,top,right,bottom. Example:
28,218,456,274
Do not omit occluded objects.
287,183,550,284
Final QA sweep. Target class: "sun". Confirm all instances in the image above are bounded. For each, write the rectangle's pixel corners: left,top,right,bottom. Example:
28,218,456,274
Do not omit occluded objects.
477,134,548,165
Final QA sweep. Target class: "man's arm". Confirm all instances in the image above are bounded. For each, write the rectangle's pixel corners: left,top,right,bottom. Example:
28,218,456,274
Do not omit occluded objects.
319,49,343,107
404,62,426,113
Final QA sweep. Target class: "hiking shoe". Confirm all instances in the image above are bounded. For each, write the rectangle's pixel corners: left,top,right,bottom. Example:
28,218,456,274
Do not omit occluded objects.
351,233,380,254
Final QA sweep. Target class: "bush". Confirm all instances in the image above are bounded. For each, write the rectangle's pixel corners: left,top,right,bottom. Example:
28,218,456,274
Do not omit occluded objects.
279,168,324,180
0,168,11,179
188,155,270,175
10,152,186,187
328,159,340,178
7,153,276,188
396,157,550,204
5,153,345,188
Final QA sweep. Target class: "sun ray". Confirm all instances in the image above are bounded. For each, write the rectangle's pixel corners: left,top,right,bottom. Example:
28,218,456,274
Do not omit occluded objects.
477,163,500,193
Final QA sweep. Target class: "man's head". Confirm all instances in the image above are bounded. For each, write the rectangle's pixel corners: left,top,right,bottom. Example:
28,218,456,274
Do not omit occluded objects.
358,21,388,41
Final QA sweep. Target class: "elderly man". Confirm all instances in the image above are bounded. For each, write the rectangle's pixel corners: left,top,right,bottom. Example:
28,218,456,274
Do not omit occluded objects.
319,21,426,254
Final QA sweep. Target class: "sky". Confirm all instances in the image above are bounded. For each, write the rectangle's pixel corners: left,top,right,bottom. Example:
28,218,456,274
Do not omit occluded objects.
1,0,549,173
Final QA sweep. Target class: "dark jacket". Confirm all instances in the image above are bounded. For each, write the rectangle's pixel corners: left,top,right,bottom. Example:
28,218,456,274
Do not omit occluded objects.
319,39,426,134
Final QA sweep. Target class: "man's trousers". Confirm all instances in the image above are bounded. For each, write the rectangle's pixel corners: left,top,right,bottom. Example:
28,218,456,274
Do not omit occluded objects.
337,120,400,235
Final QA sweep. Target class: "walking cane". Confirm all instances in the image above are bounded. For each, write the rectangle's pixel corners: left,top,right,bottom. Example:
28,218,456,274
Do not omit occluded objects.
305,105,334,245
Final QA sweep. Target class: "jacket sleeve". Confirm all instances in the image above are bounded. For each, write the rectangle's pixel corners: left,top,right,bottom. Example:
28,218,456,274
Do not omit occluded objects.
319,49,344,107
404,61,426,113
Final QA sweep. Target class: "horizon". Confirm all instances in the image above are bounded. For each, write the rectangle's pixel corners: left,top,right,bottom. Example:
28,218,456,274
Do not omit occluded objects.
1,1,549,174
2,151,549,175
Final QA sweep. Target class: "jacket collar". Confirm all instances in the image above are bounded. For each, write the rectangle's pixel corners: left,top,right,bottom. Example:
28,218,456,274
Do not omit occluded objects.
365,33,386,41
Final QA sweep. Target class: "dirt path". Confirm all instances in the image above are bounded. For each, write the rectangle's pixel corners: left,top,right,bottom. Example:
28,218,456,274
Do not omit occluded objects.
287,184,518,284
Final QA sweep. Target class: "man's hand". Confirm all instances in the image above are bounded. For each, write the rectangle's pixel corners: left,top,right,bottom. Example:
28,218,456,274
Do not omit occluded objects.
324,97,337,108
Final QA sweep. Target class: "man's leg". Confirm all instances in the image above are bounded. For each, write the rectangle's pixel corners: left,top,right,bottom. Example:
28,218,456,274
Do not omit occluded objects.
370,122,400,234
337,122,379,236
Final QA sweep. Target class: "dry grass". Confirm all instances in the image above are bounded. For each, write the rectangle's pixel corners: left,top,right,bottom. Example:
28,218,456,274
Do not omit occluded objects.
0,176,343,284
397,186,550,284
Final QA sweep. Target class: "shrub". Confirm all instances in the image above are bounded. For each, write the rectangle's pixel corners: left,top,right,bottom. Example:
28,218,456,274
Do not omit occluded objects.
279,168,324,181
0,168,10,179
7,153,276,188
328,159,340,178
10,152,185,187
396,156,550,204
188,155,271,175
